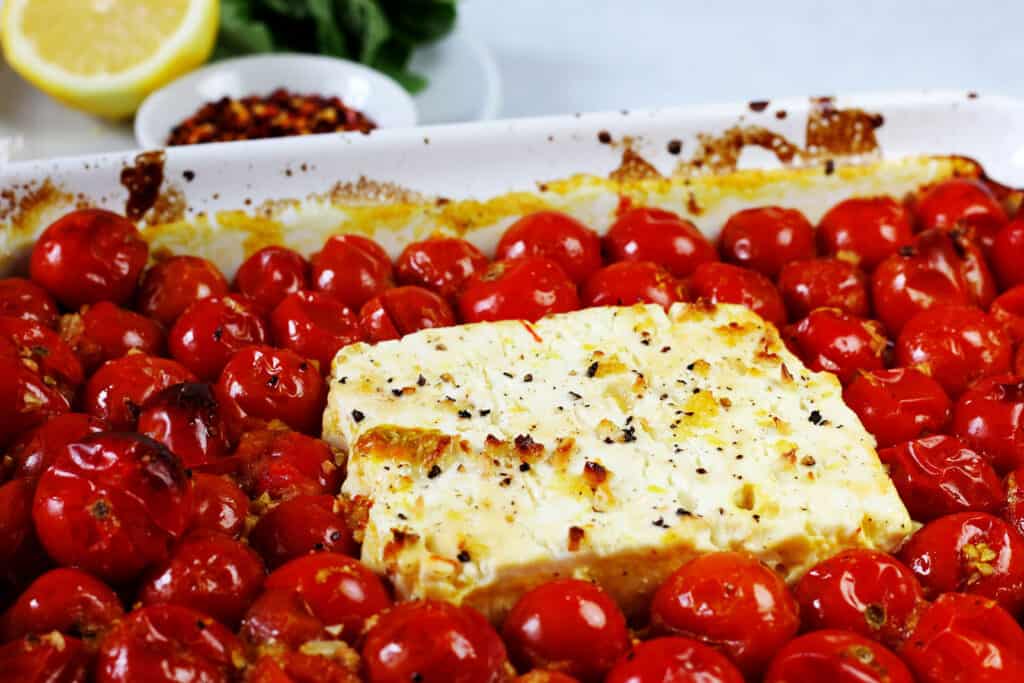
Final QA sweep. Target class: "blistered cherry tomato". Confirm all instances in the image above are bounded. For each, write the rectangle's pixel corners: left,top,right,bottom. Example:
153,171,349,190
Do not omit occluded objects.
0,632,90,683
137,382,233,470
30,209,148,309
582,261,687,310
215,346,326,437
689,262,786,327
83,353,196,430
249,494,356,569
189,472,249,538
899,592,1024,683
785,308,887,384
777,258,870,320
763,630,913,683
990,285,1024,344
136,255,229,326
270,290,362,369
718,206,815,277
793,549,924,645
396,237,489,302
95,605,243,683
235,246,311,313
843,367,951,447
879,435,1003,521
0,277,58,327
0,478,49,590
0,357,71,447
817,196,914,270
605,637,744,683
459,257,579,323
0,315,84,399
496,211,602,285
246,648,361,683
0,568,123,641
604,207,716,278
990,219,1024,289
952,376,1024,473
59,301,165,372
502,579,629,681
916,228,997,305
312,234,394,310
32,432,192,583
650,551,799,676
241,588,326,650
916,178,1007,250
1004,467,1024,540
899,511,1024,614
872,250,970,336
362,600,507,683
169,295,268,381
4,413,107,481
360,286,456,342
236,428,341,499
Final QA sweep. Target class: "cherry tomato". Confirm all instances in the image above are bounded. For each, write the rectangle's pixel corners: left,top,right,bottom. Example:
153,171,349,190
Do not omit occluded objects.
496,211,603,285
514,674,580,683
312,234,394,310
582,261,687,311
235,246,311,314
215,346,326,437
0,357,72,447
249,494,356,569
137,382,233,470
793,549,924,645
189,472,249,539
59,301,165,373
843,367,951,448
604,637,744,683
650,551,799,676
236,428,341,500
604,207,717,278
241,588,327,650
879,435,1004,521
776,258,871,320
4,413,108,481
896,305,1011,397
362,600,507,683
0,478,49,590
990,285,1024,344
899,592,1024,683
502,579,629,681
360,286,456,342
817,196,914,271
459,257,579,323
871,250,970,336
83,354,197,430
169,295,268,381
915,228,997,306
0,632,90,683
32,432,192,583
899,511,1024,614
763,630,914,683
952,375,1024,473
29,208,148,309
0,568,123,642
246,648,361,683
689,262,786,327
916,178,1008,250
718,206,815,277
1005,467,1024,539
784,308,887,384
0,315,84,400
95,605,243,683
270,290,362,369
395,237,488,302
990,219,1024,289
136,255,229,326
0,277,58,327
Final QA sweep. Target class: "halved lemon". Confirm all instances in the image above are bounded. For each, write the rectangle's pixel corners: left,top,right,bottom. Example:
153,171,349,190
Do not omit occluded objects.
1,0,219,119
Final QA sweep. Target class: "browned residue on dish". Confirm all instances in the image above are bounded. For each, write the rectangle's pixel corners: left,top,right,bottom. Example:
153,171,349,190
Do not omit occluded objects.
319,176,425,205
609,147,663,182
121,151,167,221
804,96,884,159
0,179,71,225
145,184,187,225
684,126,801,175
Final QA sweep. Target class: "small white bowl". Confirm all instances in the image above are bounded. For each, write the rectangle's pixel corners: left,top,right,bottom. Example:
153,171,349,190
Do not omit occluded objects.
135,54,418,148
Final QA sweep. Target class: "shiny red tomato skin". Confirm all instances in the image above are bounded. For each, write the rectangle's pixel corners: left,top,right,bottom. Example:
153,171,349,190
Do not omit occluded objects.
249,494,356,569
95,605,243,683
236,428,341,500
914,228,997,307
718,206,816,278
899,592,1024,683
137,255,229,326
793,549,924,645
246,649,361,683
32,432,193,583
83,354,197,430
360,285,457,342
0,632,90,683
396,237,489,302
990,219,1024,289
916,178,1008,250
459,257,579,323
169,295,268,381
29,208,148,309
4,413,108,481
1005,468,1024,539
270,290,362,369
990,285,1024,344
502,579,630,681
0,277,58,327
137,382,233,470
817,197,914,271
241,588,327,650
689,262,786,327
235,246,311,314
784,308,887,384
878,435,1004,521
0,357,72,447
514,673,581,683
604,637,745,683
215,346,326,437
0,478,49,590
362,600,507,683
496,211,603,285
312,234,395,310
59,302,166,373
952,375,1024,473
896,305,1012,398
604,207,717,278
0,315,84,399
763,629,914,683
189,472,249,539
650,551,799,676
899,512,1024,614
843,368,951,448
582,261,686,311
776,258,871,320
871,250,970,336
0,567,123,641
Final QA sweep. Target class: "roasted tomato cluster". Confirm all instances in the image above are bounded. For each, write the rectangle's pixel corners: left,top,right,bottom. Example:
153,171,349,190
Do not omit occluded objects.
2,177,1024,683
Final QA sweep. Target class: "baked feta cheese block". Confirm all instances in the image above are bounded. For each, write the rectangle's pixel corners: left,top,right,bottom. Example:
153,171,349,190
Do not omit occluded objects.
323,303,914,623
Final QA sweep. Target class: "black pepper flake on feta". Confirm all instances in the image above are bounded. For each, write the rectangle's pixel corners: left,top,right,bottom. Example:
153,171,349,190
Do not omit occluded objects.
676,508,692,517
351,409,365,423
457,550,471,562
809,409,823,425
391,389,403,397
338,376,348,384
427,465,442,479
568,391,582,400
523,373,533,382
417,374,427,386
457,410,472,419
686,362,696,371
696,467,708,475
622,426,637,443
519,462,531,472
652,517,667,528
586,362,600,377
479,409,492,417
